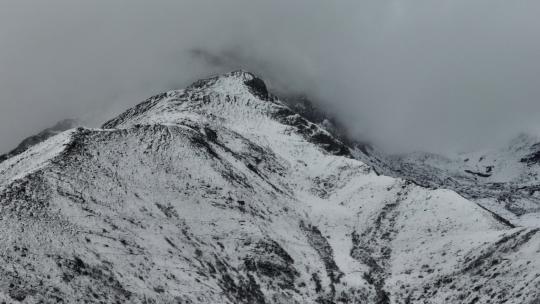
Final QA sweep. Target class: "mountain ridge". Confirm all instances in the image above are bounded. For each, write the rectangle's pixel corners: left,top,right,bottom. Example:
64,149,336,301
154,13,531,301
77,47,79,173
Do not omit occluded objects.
367,132,540,227
0,71,539,303
0,119,79,164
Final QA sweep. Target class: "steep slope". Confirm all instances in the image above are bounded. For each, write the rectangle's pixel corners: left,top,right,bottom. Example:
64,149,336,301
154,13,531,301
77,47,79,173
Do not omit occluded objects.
1,71,539,303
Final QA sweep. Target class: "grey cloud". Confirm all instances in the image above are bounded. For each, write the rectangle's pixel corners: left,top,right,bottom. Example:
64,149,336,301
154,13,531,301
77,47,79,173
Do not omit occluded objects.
1,0,540,154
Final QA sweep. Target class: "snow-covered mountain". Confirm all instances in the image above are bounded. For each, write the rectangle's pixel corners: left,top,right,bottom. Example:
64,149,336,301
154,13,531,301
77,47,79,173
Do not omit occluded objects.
1,71,539,303
364,133,540,227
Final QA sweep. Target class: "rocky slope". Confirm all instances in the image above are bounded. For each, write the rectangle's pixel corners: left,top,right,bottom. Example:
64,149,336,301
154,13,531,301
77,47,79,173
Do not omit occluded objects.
0,71,539,303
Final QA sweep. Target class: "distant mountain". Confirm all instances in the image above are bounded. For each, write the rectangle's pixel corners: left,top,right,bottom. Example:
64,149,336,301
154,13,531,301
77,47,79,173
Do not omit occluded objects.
0,71,539,303
363,133,540,227
0,119,79,163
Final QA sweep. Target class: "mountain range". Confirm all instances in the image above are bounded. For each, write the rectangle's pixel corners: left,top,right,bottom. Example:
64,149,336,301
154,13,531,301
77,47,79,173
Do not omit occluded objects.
0,71,539,303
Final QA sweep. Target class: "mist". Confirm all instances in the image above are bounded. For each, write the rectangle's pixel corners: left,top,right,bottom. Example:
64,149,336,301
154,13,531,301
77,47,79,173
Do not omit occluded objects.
1,0,540,154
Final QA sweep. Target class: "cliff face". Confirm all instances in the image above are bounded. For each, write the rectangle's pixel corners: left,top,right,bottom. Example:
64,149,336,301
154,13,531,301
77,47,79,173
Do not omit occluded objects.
0,71,539,303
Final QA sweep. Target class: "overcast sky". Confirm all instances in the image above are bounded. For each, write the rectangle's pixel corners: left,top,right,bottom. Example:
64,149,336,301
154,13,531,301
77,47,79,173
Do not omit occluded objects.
1,0,540,154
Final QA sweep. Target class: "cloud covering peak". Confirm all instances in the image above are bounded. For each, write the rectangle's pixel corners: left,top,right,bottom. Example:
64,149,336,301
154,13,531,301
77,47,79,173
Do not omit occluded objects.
1,0,540,153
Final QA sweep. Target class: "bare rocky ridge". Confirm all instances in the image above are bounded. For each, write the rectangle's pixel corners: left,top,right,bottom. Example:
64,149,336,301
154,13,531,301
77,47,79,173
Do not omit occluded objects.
0,71,539,303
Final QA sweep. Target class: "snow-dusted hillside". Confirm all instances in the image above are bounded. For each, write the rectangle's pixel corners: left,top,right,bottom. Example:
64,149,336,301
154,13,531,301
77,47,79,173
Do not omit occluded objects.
1,71,539,303
365,133,540,227
0,119,79,164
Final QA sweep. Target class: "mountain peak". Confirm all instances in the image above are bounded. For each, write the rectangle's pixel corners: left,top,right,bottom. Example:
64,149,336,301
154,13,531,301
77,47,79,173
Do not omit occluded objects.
2,71,540,303
100,71,352,157
188,70,269,100
102,71,273,129
227,69,258,79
